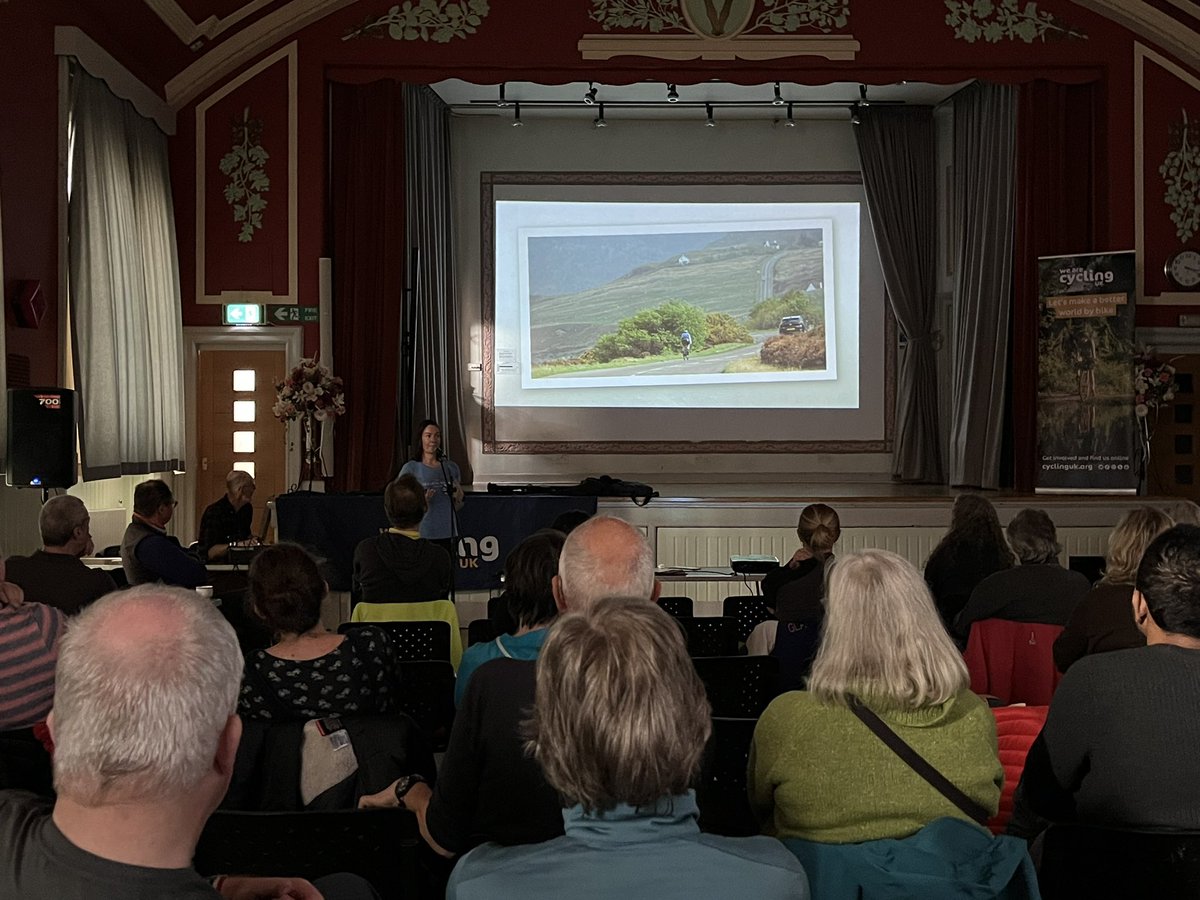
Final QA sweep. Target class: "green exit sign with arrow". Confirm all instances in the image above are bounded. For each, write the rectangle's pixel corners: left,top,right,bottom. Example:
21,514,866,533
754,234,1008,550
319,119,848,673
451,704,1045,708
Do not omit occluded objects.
266,305,320,324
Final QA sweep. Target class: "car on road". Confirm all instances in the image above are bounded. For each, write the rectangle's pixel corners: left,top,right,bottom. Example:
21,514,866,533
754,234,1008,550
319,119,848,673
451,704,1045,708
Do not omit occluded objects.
778,315,809,334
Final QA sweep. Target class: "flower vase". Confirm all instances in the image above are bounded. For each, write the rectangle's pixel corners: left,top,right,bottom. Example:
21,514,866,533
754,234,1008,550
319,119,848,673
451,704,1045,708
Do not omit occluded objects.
300,413,325,487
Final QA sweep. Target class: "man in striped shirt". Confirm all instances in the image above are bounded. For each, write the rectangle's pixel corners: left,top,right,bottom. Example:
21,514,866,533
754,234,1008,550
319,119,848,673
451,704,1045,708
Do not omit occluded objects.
0,557,64,732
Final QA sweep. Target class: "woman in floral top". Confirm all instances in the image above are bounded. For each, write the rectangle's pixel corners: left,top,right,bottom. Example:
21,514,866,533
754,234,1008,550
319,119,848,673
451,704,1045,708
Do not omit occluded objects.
239,543,401,721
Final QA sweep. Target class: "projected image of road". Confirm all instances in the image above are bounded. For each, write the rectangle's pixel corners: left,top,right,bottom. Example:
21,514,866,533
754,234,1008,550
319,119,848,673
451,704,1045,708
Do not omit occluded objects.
527,227,829,382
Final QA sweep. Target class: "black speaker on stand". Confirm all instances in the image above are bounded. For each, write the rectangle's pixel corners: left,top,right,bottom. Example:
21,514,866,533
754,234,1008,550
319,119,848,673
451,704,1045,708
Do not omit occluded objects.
6,387,78,492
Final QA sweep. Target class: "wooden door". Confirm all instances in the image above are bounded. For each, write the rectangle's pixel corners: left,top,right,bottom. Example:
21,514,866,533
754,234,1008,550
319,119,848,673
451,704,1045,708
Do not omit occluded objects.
196,349,288,537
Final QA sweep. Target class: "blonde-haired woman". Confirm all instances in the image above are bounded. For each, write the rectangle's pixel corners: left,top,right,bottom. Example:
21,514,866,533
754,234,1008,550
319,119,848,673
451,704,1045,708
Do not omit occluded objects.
1053,506,1173,673
762,503,840,622
749,550,1002,844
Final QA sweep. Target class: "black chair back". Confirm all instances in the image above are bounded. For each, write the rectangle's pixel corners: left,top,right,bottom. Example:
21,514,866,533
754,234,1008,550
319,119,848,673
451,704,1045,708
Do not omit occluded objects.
658,595,694,618
194,807,420,900
340,620,451,663
394,660,456,752
691,655,779,718
1039,823,1200,899
696,717,759,837
680,616,739,657
772,619,822,693
722,595,772,642
467,618,499,647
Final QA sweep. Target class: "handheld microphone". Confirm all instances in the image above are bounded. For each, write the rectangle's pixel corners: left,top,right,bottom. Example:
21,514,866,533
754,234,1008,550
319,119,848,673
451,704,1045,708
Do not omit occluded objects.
435,447,445,461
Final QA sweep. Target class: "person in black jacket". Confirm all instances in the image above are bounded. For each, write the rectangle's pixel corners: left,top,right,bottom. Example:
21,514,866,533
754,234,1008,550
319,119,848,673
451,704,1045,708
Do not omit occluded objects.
924,493,1016,629
352,474,452,607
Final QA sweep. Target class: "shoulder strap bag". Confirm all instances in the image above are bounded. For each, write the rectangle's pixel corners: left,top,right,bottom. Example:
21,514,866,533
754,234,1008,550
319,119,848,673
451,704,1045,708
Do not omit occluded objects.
848,694,991,826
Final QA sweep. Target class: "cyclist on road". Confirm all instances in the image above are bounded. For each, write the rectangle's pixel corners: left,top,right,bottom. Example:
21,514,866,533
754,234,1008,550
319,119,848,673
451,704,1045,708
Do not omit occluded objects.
680,330,693,359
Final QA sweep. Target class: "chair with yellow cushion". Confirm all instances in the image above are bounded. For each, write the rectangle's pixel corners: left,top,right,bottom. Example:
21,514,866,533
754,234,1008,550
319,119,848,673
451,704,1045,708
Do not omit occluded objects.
349,599,463,671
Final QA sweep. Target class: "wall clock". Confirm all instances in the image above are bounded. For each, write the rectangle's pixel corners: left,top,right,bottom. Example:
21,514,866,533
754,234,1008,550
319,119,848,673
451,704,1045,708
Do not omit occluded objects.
1166,249,1200,291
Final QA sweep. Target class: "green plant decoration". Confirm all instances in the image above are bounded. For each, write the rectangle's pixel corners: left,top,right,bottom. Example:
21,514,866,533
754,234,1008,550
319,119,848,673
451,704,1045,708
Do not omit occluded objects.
218,107,269,244
343,0,490,41
944,0,1085,43
588,0,687,32
748,0,849,34
1161,109,1200,243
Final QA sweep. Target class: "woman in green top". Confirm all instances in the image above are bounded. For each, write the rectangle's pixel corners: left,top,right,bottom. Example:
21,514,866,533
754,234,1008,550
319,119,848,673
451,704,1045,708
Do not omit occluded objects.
749,549,1002,844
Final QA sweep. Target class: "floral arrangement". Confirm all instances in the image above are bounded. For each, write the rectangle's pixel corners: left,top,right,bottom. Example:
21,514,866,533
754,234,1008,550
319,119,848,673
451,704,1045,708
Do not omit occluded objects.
272,357,346,423
1133,346,1179,419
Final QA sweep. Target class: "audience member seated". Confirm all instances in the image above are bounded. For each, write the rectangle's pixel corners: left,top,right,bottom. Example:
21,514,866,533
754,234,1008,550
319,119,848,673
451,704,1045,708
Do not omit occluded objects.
240,544,402,722
750,549,1002,843
1053,506,1172,672
4,496,116,615
352,474,452,606
197,470,258,562
0,584,375,899
455,529,564,706
360,516,661,857
447,596,811,900
952,508,1090,646
0,558,63,773
924,494,1016,628
749,503,840,655
121,479,208,589
1019,524,1200,832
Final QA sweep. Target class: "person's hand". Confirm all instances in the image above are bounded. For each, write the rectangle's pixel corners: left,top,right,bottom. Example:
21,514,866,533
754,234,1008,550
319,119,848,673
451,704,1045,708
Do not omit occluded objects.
424,488,436,502
0,581,25,609
357,780,401,809
216,875,324,899
787,546,813,569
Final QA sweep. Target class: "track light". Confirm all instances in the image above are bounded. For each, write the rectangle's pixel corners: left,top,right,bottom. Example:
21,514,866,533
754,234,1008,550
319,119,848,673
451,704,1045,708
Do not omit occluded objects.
772,82,784,106
512,102,523,127
593,102,607,128
858,83,871,107
705,103,716,127
784,102,796,127
583,82,598,105
496,82,508,108
850,105,861,126
666,83,679,103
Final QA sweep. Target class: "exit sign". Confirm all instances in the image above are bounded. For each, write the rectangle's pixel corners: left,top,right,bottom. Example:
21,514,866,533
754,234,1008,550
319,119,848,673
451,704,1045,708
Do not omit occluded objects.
222,304,263,325
266,305,320,324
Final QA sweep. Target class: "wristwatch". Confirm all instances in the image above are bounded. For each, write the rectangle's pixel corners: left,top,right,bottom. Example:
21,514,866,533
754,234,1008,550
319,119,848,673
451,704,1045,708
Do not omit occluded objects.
393,774,427,806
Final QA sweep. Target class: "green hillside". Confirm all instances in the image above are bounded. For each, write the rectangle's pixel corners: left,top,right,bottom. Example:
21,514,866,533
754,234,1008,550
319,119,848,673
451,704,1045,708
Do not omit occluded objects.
530,244,823,364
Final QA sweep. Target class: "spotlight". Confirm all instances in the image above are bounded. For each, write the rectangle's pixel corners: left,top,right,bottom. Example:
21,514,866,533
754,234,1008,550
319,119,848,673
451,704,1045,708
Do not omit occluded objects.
583,82,598,105
705,103,716,127
512,102,523,127
666,83,679,103
850,105,861,126
858,83,871,107
593,102,607,128
496,82,509,108
784,102,796,128
772,82,784,106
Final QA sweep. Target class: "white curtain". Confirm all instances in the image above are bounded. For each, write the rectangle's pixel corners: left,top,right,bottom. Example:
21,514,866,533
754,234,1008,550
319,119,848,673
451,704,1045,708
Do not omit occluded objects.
68,61,185,479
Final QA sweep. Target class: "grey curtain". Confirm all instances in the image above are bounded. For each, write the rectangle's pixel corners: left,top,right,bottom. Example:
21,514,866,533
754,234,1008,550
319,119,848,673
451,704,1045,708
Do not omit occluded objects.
401,85,472,482
949,83,1017,489
68,62,185,479
0,175,6,472
855,106,943,483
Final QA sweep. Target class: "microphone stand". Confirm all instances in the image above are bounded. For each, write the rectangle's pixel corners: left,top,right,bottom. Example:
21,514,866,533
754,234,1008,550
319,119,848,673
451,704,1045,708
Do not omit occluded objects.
437,451,460,606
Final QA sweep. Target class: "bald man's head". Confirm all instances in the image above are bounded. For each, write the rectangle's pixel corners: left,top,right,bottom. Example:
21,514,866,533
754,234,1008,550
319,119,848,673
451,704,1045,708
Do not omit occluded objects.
51,586,242,805
553,516,658,611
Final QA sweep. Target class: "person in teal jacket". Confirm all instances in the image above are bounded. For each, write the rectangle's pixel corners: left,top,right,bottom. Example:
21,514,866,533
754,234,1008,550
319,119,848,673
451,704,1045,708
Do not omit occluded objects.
448,597,810,900
454,529,564,706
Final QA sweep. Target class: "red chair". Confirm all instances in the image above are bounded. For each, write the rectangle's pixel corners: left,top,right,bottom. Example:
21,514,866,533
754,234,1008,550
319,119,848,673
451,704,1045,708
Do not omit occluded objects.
987,704,1048,835
964,618,1064,705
